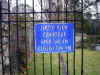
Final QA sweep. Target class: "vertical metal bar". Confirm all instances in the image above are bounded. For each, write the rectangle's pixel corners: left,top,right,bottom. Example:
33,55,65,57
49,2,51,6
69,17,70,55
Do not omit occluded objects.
95,1,98,43
16,0,20,74
50,53,52,75
73,1,76,75
57,0,61,75
0,1,5,75
95,0,99,55
24,0,28,75
48,0,52,75
42,53,44,75
65,1,69,75
32,0,36,75
95,1,99,19
66,49,68,75
73,12,76,75
58,53,61,75
66,10,69,75
8,0,12,75
81,0,84,75
40,0,45,75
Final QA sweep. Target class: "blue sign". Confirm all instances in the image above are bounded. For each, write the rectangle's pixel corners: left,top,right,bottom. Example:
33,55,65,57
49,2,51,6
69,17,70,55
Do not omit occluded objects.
34,23,74,53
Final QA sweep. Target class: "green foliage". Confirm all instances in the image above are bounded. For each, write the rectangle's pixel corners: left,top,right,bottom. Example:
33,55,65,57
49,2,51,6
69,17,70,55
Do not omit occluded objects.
84,19,88,33
75,19,89,33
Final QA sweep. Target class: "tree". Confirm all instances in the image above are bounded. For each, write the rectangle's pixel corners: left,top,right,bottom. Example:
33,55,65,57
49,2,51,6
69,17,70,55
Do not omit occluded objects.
10,3,33,75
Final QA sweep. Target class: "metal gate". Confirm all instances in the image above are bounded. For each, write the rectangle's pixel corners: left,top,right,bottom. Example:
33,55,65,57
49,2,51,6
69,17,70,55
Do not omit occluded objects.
0,0,95,75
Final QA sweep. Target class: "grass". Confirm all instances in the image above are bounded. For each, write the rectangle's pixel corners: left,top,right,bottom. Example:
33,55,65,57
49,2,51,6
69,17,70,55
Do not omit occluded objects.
28,49,100,75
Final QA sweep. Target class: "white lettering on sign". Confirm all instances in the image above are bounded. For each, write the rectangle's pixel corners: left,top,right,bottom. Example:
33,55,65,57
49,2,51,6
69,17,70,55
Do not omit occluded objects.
56,25,68,30
38,46,54,51
41,39,51,44
40,25,54,31
43,32,66,38
40,25,68,31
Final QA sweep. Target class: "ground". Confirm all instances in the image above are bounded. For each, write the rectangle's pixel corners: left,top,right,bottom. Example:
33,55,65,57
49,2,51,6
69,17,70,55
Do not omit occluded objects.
28,49,100,75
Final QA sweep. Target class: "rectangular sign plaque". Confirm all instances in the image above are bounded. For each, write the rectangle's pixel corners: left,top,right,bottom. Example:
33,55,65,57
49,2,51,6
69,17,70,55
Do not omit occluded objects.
34,23,74,53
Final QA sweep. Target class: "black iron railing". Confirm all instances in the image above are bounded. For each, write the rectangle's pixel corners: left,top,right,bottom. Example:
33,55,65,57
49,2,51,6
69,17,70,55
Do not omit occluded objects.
0,0,91,75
